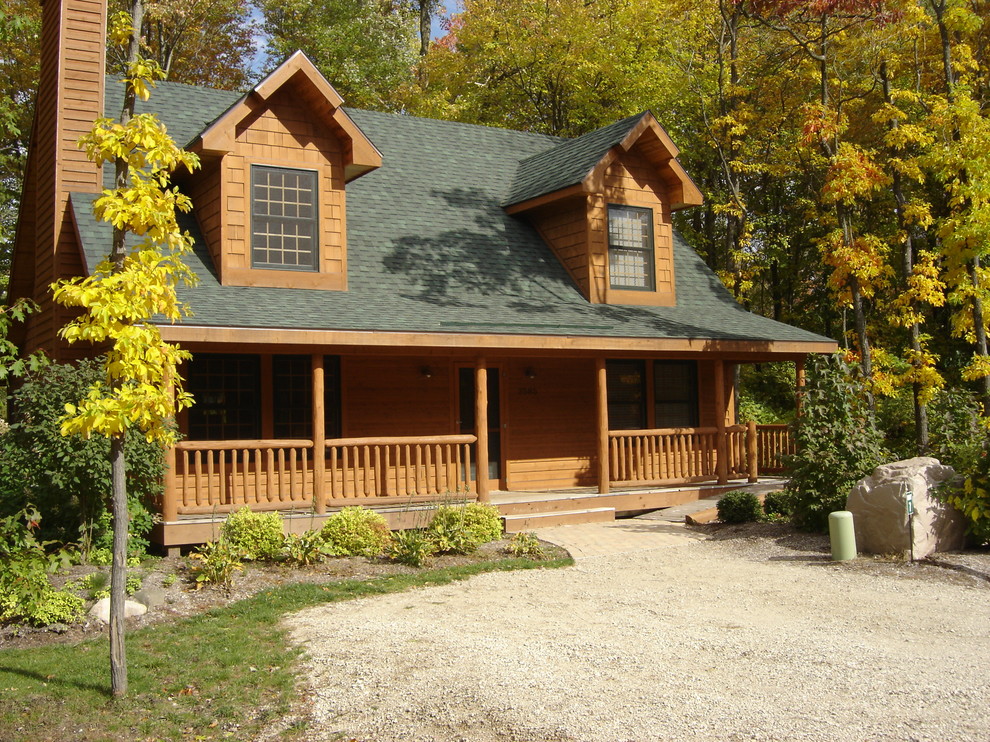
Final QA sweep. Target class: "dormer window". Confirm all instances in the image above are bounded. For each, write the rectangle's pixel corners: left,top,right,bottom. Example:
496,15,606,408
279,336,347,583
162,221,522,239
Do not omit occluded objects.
607,204,654,290
251,165,319,271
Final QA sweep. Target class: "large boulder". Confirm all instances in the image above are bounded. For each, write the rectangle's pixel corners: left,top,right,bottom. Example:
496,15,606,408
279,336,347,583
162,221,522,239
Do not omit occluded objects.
88,597,148,624
846,457,965,558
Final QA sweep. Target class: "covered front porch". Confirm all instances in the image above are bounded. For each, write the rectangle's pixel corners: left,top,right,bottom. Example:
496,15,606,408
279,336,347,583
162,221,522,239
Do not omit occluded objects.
154,350,801,546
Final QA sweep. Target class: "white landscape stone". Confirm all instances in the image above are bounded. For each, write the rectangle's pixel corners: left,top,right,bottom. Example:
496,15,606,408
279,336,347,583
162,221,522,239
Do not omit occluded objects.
846,456,965,558
87,597,148,623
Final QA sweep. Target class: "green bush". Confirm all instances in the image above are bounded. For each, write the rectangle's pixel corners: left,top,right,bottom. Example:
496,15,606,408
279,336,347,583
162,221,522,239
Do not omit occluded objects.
784,354,888,531
944,452,990,546
282,530,330,566
504,531,547,559
0,507,81,626
716,491,763,523
188,539,243,589
0,359,162,552
426,502,503,554
762,490,793,518
220,507,285,561
320,506,393,557
388,528,437,567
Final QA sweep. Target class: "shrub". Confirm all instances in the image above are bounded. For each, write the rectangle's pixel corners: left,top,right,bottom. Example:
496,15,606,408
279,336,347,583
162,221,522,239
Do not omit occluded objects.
784,354,888,531
504,531,547,559
944,452,990,546
427,502,503,554
0,508,81,626
188,540,243,589
282,530,330,566
717,491,763,523
0,359,162,551
320,506,393,557
762,490,793,518
388,528,437,567
220,507,285,561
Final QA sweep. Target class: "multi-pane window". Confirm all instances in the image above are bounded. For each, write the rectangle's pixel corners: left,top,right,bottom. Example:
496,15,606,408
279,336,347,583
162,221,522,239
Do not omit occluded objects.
607,204,655,290
606,359,698,429
186,354,341,440
654,361,698,427
187,354,261,440
606,360,647,430
251,166,318,270
273,355,341,439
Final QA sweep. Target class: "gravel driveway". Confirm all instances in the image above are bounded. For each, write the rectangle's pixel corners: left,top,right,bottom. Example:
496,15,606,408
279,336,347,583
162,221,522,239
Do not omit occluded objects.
284,524,990,741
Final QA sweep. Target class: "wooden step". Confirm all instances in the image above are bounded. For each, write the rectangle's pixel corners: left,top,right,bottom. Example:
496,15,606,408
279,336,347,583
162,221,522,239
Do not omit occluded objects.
502,507,616,532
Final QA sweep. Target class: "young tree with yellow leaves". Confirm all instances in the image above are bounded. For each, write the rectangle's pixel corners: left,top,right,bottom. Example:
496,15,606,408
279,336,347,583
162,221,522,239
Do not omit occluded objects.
51,3,198,697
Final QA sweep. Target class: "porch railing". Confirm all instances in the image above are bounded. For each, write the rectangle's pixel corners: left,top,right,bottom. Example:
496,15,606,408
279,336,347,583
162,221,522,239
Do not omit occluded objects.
608,425,749,486
755,424,793,474
170,434,477,516
326,435,476,500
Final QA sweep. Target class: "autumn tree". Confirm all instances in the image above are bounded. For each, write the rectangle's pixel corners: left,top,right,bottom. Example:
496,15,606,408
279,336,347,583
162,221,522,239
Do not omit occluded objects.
52,5,198,697
106,0,256,90
259,0,418,111
0,1,41,290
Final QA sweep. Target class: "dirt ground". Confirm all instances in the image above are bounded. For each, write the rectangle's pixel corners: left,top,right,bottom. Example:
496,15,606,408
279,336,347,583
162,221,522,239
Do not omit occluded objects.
280,520,990,742
1,522,988,652
0,539,569,651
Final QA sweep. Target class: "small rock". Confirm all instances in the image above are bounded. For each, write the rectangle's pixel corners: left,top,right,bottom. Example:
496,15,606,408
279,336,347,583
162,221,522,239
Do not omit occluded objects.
88,597,148,623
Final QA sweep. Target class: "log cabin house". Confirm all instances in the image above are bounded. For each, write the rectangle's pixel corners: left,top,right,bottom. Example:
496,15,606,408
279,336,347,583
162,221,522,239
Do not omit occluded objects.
9,0,836,548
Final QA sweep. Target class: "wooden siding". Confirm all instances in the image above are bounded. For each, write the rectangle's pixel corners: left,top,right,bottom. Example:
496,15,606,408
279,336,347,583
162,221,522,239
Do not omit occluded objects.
598,145,676,306
19,0,105,358
218,85,347,290
503,357,597,490
341,357,453,438
525,197,592,300
187,159,225,277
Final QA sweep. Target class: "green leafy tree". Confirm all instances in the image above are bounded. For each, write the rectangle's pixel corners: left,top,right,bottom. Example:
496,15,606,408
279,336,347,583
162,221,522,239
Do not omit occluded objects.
106,0,257,90
259,0,418,110
0,1,41,289
51,4,198,697
785,353,888,531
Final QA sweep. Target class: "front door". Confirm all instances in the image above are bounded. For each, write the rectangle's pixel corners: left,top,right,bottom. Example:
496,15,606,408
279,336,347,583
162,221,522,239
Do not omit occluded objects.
457,366,502,488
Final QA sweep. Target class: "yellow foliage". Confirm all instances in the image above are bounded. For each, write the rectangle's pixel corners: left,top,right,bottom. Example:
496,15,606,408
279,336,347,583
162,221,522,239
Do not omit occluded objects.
822,143,889,206
53,43,199,446
820,230,892,304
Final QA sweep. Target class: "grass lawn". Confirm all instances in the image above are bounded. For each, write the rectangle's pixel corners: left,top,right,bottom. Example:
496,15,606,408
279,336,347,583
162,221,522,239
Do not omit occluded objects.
0,557,570,741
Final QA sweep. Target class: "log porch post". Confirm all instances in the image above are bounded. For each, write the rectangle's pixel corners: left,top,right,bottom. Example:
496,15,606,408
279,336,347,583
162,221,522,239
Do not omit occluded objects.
714,359,729,485
312,354,326,514
746,419,758,483
163,444,178,523
795,356,806,416
596,358,609,494
475,358,490,502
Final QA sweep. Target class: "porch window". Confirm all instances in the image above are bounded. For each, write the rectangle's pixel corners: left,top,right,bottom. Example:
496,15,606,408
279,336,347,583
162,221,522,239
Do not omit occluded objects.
251,165,318,271
606,359,699,429
606,360,647,430
607,204,654,290
273,355,341,439
187,354,261,440
654,361,698,427
186,353,341,440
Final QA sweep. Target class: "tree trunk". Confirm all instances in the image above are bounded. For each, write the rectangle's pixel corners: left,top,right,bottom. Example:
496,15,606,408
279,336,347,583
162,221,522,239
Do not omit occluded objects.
970,259,990,415
109,436,128,697
881,61,930,452
108,0,144,699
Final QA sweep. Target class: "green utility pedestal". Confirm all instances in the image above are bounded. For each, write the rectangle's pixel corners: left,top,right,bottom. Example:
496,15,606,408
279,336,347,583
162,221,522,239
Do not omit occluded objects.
828,510,857,561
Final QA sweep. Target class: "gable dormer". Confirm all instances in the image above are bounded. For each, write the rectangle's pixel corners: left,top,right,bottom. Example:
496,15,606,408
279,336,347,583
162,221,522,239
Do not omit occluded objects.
185,52,381,291
504,112,702,306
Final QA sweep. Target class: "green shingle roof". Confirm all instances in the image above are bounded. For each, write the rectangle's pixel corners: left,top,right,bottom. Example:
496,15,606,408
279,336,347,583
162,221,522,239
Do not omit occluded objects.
501,112,643,207
72,79,831,348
